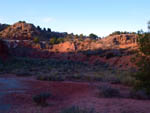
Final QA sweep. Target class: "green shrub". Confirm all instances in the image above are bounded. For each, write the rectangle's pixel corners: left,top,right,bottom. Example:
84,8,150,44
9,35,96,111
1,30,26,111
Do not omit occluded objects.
105,53,115,59
121,75,135,86
89,33,98,40
57,38,65,43
130,89,150,100
49,37,65,45
33,37,40,43
69,74,82,80
49,37,57,45
37,75,65,81
15,71,32,77
99,85,121,98
32,92,51,107
132,31,150,95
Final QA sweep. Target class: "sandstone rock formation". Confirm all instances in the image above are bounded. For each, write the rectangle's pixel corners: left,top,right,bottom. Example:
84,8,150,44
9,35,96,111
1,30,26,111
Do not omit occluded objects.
0,21,67,40
0,21,140,69
0,23,9,32
0,21,40,40
3,33,139,69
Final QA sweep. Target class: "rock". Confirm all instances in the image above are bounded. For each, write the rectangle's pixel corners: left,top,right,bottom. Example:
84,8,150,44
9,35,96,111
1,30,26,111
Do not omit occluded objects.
0,21,40,40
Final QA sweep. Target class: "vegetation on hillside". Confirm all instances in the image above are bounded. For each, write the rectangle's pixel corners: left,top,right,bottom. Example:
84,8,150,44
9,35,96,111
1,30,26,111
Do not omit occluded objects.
0,23,9,32
49,37,65,45
132,21,150,95
110,31,137,36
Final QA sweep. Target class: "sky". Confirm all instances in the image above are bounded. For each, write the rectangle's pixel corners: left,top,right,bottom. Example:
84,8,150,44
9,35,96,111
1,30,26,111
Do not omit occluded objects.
0,0,150,37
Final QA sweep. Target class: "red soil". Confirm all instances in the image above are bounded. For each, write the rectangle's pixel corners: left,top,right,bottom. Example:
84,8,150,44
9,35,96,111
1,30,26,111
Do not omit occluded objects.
1,76,150,113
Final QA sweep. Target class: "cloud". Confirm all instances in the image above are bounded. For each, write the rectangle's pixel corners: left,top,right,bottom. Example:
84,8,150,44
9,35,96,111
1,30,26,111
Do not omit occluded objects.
0,17,4,23
41,17,53,23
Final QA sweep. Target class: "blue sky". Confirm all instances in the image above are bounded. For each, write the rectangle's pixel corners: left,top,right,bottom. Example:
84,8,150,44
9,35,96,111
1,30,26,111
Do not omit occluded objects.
0,0,150,36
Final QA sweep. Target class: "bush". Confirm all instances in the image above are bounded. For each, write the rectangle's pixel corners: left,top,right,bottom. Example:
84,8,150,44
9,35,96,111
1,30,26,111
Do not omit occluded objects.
121,75,135,86
110,31,132,36
37,75,65,81
132,32,150,95
33,37,40,43
57,38,65,43
49,37,57,45
60,106,97,113
105,52,114,59
130,89,150,100
99,85,120,98
32,92,51,107
15,70,32,77
49,37,65,45
89,33,98,40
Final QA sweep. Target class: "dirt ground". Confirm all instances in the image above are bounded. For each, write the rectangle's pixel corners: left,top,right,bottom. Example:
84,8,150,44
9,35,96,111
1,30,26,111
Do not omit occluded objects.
0,75,150,113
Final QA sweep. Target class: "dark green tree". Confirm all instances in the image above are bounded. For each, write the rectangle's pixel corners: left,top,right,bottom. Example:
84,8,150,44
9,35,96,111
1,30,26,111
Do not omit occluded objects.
89,33,98,40
37,26,41,31
148,21,150,32
133,22,150,95
33,37,40,43
57,38,64,43
110,31,121,36
43,28,46,32
49,37,58,45
47,28,51,32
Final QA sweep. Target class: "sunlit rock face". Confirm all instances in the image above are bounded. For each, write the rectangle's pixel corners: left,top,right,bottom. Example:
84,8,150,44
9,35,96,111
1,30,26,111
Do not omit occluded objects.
1,33,138,69
0,21,40,40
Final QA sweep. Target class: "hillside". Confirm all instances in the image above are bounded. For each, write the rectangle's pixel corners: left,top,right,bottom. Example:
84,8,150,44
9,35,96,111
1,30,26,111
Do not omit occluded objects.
0,23,9,32
0,21,140,69
0,21,67,40
2,34,138,69
1,21,149,113
0,21,40,40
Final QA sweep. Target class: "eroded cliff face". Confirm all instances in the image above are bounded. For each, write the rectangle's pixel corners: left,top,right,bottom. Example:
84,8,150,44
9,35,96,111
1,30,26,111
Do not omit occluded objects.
0,22,40,40
3,34,138,69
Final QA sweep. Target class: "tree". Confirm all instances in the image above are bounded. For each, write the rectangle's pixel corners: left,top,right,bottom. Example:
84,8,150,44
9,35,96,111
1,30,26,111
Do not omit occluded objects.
57,38,64,43
89,33,98,40
47,28,51,32
74,35,79,39
132,22,150,95
79,34,84,38
148,21,150,32
65,34,73,41
137,29,144,35
37,26,41,31
49,37,58,45
43,28,46,32
33,37,40,43
110,31,121,36
79,34,84,41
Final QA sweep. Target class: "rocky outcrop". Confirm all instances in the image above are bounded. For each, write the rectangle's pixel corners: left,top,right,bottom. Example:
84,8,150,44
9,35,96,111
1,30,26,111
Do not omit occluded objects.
0,21,68,40
4,34,138,54
3,33,138,69
0,21,40,40
0,23,9,32
111,34,138,45
1,27,139,69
